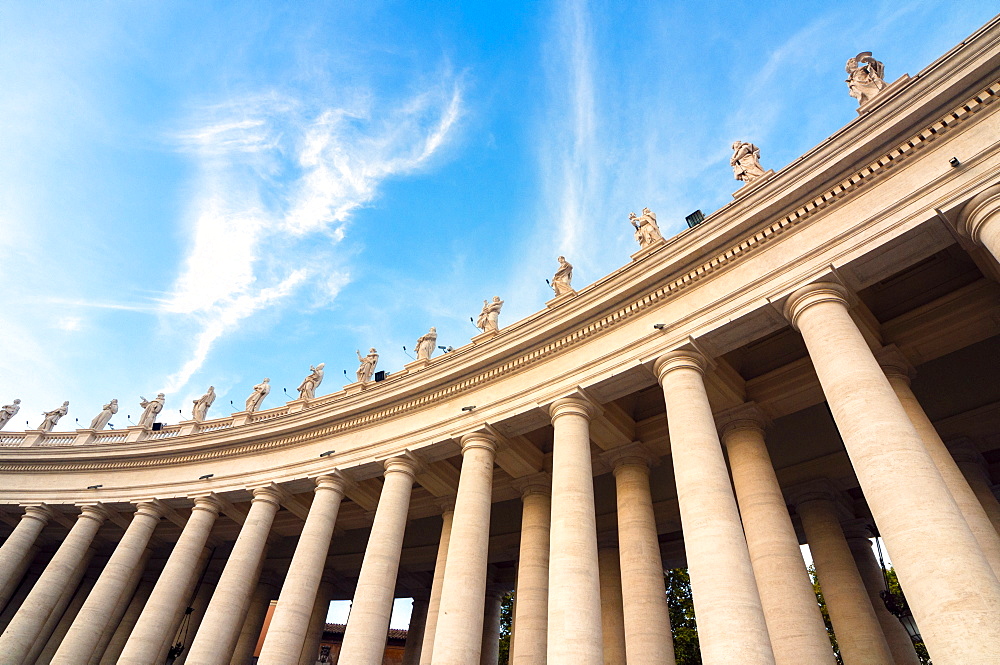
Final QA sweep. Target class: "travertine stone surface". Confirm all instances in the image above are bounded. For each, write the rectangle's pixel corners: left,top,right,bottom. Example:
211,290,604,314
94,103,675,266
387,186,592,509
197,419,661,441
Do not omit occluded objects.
719,407,837,665
231,576,279,665
88,547,151,665
0,505,53,609
297,581,335,665
958,182,1000,261
949,440,1000,536
612,453,676,665
0,504,108,665
431,433,497,665
547,397,603,665
654,351,775,665
511,480,550,665
419,504,455,665
794,491,893,665
258,475,346,664
401,595,429,665
118,496,221,665
98,576,155,665
338,456,417,665
480,585,504,665
785,282,1000,664
598,546,627,665
51,501,165,665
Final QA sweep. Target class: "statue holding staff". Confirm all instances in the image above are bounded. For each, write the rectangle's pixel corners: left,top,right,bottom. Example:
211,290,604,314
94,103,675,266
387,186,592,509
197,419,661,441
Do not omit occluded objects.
356,349,379,383
38,401,69,432
138,393,165,429
246,378,271,413
90,399,118,430
192,386,216,422
630,207,663,248
415,328,438,361
476,297,504,333
0,399,21,431
297,364,325,400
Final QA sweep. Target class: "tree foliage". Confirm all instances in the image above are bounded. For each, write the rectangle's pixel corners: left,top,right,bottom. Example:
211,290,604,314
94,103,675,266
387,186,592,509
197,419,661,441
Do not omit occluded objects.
665,568,701,665
498,591,513,664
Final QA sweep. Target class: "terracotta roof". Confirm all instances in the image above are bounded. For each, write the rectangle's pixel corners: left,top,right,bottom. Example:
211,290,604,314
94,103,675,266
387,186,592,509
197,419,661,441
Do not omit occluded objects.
323,623,409,640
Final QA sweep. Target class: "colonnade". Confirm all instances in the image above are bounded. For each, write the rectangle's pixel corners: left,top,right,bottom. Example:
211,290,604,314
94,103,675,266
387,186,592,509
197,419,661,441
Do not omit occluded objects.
1,185,1000,665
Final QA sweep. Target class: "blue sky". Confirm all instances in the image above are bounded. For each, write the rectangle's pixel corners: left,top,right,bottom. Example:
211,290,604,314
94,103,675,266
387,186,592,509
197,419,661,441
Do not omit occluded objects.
1,0,985,626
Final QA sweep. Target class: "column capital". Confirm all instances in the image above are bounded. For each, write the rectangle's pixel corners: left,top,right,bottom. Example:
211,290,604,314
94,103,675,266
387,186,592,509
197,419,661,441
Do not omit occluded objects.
548,395,597,423
511,471,551,498
841,518,877,543
131,501,166,520
77,503,113,524
715,402,770,438
785,479,842,510
436,496,457,514
653,349,708,383
459,431,498,456
605,441,659,473
945,437,986,465
383,454,420,478
188,493,224,515
875,345,915,383
315,472,349,494
485,582,508,599
957,181,1000,244
248,483,284,508
20,504,55,524
782,281,853,330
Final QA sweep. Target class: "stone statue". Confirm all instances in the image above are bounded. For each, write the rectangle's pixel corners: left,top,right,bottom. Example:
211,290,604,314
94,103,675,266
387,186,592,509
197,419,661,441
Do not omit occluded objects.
246,378,271,413
0,399,21,431
192,386,216,422
38,401,69,432
138,393,165,429
731,141,766,184
846,52,886,105
630,207,664,248
476,297,504,333
415,328,438,361
90,399,118,430
297,364,325,400
552,256,574,296
356,349,379,383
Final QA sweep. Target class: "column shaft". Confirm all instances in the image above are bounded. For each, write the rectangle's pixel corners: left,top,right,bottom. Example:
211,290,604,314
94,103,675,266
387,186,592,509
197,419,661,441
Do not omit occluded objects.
230,579,278,665
185,486,282,665
0,504,108,665
88,548,152,665
24,547,95,664
297,581,334,665
510,487,549,665
52,502,163,665
117,496,221,665
0,506,52,609
258,476,346,664
614,459,675,665
401,596,429,665
786,283,1000,663
949,441,1000,537
480,589,503,665
418,508,454,665
431,434,497,665
654,352,775,665
338,457,417,665
546,398,603,665
98,576,155,665
33,569,97,664
598,546,627,665
721,415,837,665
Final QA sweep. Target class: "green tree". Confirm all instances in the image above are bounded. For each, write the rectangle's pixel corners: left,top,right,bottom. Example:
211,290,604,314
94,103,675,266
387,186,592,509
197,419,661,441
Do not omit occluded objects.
665,568,701,665
498,591,513,664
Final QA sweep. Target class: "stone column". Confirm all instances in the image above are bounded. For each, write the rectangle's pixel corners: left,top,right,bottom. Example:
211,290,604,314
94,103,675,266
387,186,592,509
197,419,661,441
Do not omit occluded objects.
419,503,455,665
431,432,498,665
185,485,283,665
51,501,164,665
0,505,53,609
547,396,603,665
98,575,155,665
480,585,504,665
784,282,1000,662
174,560,220,665
87,547,152,665
611,447,675,665
24,547,96,664
949,439,1000,536
401,595,429,665
34,566,98,663
842,521,921,665
957,181,1000,262
879,349,1000,577
117,495,222,665
258,475,347,664
297,581,334,665
718,405,837,665
0,503,109,664
598,546,627,665
338,456,418,665
793,490,892,665
230,576,279,665
653,351,775,665
510,478,550,665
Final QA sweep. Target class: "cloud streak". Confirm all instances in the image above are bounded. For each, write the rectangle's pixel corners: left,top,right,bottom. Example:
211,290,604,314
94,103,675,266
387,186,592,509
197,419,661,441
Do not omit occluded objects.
160,77,463,393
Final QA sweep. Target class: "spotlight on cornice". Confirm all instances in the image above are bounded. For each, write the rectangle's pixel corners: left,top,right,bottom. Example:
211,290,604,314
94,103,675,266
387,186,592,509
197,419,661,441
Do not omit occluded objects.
87,484,102,490
653,323,667,330
461,405,476,412
199,474,214,480
950,157,961,167
320,450,336,458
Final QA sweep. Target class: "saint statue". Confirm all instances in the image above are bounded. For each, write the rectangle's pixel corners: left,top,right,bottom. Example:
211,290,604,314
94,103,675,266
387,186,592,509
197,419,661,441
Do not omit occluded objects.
630,207,664,248
846,52,886,106
246,378,271,413
38,401,69,432
415,328,438,361
731,141,766,184
552,256,574,296
297,364,325,400
192,386,216,422
356,348,379,383
138,393,165,429
90,399,118,430
0,399,21,431
476,297,504,334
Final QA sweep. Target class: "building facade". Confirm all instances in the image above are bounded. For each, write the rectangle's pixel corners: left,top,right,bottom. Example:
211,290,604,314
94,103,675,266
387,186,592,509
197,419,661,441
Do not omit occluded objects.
2,14,1000,665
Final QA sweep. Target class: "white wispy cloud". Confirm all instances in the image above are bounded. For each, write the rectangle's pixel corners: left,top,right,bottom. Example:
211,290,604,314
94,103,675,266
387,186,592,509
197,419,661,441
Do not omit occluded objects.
160,77,464,393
